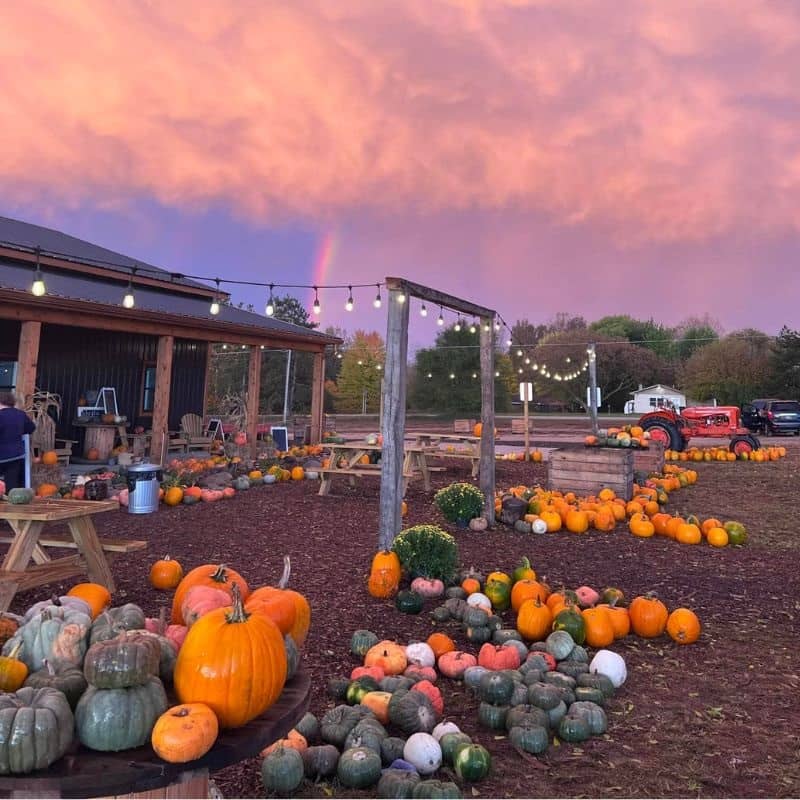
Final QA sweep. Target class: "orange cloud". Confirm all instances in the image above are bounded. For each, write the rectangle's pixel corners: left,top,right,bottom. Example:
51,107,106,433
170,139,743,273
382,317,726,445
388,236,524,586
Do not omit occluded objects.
1,0,799,243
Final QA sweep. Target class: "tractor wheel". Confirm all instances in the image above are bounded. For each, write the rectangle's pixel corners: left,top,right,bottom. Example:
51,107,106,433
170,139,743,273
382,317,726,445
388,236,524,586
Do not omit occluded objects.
641,419,683,451
730,434,759,455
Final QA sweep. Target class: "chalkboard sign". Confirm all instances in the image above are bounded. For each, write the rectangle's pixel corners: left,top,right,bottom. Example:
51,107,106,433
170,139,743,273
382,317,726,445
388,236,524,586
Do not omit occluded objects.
270,426,289,452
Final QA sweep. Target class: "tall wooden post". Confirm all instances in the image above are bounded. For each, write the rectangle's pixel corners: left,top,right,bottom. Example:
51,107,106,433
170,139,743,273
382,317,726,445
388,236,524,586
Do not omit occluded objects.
16,321,42,407
588,342,598,435
309,350,325,444
479,319,496,524
378,290,410,550
246,346,262,458
201,343,213,421
150,336,174,463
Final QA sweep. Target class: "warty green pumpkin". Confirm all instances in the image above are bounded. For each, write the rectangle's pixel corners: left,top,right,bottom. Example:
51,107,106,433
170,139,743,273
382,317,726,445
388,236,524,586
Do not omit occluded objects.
3,606,91,672
261,744,305,795
337,746,382,789
83,634,160,689
23,659,87,709
89,604,146,645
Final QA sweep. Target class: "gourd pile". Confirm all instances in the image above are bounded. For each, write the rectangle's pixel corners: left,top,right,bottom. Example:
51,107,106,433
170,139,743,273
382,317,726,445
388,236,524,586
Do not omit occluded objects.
584,424,651,448
0,556,307,775
666,445,786,462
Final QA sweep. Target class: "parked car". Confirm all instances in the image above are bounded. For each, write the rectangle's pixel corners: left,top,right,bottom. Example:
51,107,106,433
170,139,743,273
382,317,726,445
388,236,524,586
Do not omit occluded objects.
741,402,766,432
760,399,800,435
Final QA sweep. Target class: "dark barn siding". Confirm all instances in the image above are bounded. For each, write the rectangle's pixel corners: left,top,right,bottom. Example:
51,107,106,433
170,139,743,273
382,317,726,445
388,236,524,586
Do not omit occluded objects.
0,320,20,358
35,325,206,436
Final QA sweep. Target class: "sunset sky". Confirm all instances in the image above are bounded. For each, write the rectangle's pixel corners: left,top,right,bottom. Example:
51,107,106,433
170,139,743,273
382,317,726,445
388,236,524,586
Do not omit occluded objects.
1,0,799,346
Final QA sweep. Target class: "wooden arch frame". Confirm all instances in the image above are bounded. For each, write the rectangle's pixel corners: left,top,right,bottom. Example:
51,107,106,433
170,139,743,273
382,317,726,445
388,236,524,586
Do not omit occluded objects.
378,277,497,549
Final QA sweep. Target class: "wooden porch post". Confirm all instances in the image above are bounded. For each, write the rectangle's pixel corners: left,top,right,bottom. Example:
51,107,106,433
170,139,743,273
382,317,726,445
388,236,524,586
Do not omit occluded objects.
201,343,213,421
378,289,410,550
247,346,262,458
150,336,174,463
309,350,325,445
479,319,496,524
16,321,42,407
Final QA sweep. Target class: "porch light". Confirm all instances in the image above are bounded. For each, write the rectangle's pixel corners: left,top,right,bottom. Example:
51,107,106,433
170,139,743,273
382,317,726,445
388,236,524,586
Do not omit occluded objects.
210,278,221,315
373,284,382,308
31,247,46,296
420,303,428,317
437,307,444,326
484,321,491,332
265,284,275,316
122,267,136,309
454,316,462,332
345,286,354,311
469,320,476,334
312,286,321,315
397,290,406,303
494,320,501,331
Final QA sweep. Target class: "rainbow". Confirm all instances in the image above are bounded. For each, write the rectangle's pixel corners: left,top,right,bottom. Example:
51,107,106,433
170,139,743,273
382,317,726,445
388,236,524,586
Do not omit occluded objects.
310,231,337,305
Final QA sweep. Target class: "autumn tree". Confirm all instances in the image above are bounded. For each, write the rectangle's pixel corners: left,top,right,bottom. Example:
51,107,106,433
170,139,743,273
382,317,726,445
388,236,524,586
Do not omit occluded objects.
334,330,386,413
673,315,723,361
768,326,800,398
590,315,675,358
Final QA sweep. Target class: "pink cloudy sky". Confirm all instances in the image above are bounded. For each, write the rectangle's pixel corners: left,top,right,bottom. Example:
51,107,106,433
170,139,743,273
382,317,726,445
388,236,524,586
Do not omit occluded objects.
1,0,799,345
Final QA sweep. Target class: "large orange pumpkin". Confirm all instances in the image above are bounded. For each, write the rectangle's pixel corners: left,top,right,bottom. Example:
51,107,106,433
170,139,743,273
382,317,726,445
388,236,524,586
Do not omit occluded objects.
36,483,59,498
426,632,456,659
510,579,548,612
367,550,401,599
41,451,59,467
150,555,184,590
629,594,669,638
171,564,250,625
151,703,219,763
666,608,701,645
516,598,552,641
163,487,184,507
581,607,615,648
67,582,111,619
174,585,287,728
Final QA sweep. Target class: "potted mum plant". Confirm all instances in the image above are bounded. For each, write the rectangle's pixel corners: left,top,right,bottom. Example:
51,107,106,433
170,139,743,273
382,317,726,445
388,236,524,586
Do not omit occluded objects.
435,482,485,527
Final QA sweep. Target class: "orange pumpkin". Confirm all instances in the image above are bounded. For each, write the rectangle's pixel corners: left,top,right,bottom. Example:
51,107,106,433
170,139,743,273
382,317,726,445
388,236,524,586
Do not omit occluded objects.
368,551,401,599
461,577,481,595
629,594,669,638
364,641,407,675
150,555,184,590
516,598,552,641
87,448,101,461
36,483,59,498
246,556,310,647
174,585,287,728
151,703,219,763
0,642,28,692
260,728,308,757
359,691,392,724
666,608,701,645
597,604,631,639
565,509,589,534
171,564,250,625
41,451,59,467
706,527,729,548
628,513,655,538
582,607,615,648
290,466,305,481
67,582,111,619
510,579,548,612
675,523,702,545
163,487,184,507
426,632,456,659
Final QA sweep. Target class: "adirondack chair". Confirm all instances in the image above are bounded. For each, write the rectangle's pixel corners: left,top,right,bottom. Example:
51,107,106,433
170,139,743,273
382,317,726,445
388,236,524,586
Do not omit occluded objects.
180,413,214,451
31,414,75,464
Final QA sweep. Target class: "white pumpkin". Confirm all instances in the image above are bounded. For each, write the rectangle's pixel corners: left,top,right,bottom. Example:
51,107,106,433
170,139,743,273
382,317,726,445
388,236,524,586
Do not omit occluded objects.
366,433,378,445
403,732,442,775
432,721,460,741
589,649,627,688
263,474,277,484
531,518,548,535
305,471,319,480
405,642,436,669
466,592,492,611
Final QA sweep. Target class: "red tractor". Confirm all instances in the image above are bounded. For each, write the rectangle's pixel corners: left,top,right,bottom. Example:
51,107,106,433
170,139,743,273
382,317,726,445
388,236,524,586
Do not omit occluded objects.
637,406,761,454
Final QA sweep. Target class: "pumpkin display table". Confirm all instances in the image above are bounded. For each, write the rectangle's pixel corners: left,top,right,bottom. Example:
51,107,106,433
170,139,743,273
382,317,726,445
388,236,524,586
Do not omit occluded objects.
0,670,311,799
0,499,145,612
72,421,129,462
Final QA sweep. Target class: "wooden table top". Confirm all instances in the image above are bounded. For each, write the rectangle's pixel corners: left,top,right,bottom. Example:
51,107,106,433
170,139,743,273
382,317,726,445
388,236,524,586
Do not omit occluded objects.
0,498,119,522
0,670,310,799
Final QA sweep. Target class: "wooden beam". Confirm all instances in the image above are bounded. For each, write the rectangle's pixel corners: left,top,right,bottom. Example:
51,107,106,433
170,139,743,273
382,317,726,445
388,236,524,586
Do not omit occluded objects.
309,350,325,445
149,336,174,463
378,289,410,550
16,321,41,407
479,319,496,524
201,343,212,421
246,346,262,458
385,277,495,319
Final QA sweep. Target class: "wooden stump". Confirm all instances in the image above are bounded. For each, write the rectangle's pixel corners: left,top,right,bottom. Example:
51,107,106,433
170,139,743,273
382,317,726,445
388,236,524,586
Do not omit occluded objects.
632,442,665,475
547,447,634,500
83,426,117,460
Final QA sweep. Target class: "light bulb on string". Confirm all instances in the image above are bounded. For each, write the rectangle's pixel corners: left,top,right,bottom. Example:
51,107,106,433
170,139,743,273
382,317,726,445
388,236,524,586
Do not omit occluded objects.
483,320,491,332
265,284,275,316
516,349,523,357
454,316,462,332
376,364,382,371
122,267,136,309
30,246,46,296
420,303,428,317
532,363,538,370
449,372,455,380
472,372,477,379
312,286,321,315
494,370,500,377
518,368,523,374
507,338,513,347
397,289,407,303
566,356,571,363
345,286,354,311
469,319,476,334
437,307,444,326
373,284,382,308
524,357,530,364
210,278,221,316
494,320,501,331
427,372,432,379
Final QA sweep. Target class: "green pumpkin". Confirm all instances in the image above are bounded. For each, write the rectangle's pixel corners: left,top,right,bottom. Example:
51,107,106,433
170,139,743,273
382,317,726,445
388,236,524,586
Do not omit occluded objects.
182,494,200,505
484,580,511,612
514,519,532,534
261,744,305,795
477,701,508,730
577,672,616,699
233,476,250,491
302,744,339,779
337,746,382,789
461,606,489,627
556,660,588,678
573,686,606,706
453,743,491,782
412,780,462,798
463,666,489,692
510,682,529,706
381,736,408,766
509,723,549,754
378,768,422,798
3,606,91,672
89,604,146,645
443,598,467,621
486,614,503,632
320,704,374,749
345,720,387,753
127,632,177,684
389,689,436,735
75,677,168,751
479,671,515,705
83,635,160,689
568,701,607,735
527,682,561,711
542,671,576,690
327,677,351,701
351,629,380,658
505,704,549,731
545,630,576,661
439,732,472,766
464,625,492,645
0,687,74,774
444,586,467,600
7,488,34,504
396,591,424,615
546,700,568,729
557,714,591,743
380,676,415,694
430,606,451,623
552,610,585,645
724,521,748,546
492,628,523,645
23,659,87,710
522,668,544,686
523,653,551,673
512,557,535,584
295,712,319,743
346,676,380,705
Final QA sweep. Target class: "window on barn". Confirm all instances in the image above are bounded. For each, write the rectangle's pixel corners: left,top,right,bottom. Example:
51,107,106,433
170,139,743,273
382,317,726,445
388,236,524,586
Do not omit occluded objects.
141,364,157,414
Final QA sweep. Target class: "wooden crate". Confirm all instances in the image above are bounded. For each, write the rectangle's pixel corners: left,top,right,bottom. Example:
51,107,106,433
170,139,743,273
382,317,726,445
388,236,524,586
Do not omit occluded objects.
633,442,665,475
511,418,533,434
547,447,634,500
453,419,475,433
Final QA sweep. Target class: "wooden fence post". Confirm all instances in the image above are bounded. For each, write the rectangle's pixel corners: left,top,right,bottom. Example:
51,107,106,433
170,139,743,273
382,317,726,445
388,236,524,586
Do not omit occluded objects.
480,319,496,524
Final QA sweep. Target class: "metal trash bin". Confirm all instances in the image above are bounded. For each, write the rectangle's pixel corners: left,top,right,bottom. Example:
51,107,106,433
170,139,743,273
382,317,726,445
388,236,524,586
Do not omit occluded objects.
126,463,162,515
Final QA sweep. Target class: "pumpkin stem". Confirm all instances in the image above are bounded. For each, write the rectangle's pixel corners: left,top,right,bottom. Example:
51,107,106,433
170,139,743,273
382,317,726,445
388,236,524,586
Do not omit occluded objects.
277,555,291,589
158,607,167,634
43,658,56,675
211,564,229,583
7,641,23,661
51,595,61,606
225,583,250,624
172,707,191,718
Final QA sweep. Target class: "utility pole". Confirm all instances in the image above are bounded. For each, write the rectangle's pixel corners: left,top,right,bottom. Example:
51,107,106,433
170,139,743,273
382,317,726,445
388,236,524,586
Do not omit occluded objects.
588,343,598,435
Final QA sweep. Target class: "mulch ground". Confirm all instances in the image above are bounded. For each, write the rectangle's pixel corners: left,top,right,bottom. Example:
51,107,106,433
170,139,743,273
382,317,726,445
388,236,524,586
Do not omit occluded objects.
9,450,800,798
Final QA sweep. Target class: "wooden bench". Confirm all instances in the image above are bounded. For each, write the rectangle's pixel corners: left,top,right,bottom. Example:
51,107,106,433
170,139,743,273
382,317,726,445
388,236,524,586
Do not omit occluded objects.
0,534,146,554
511,418,533,434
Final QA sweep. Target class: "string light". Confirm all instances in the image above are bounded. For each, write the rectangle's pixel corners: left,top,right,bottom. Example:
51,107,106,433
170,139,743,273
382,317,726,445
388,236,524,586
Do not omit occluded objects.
454,316,462,332
345,286,354,311
31,247,46,297
449,372,456,379
373,284,382,308
516,349,523,357
483,320,491,332
265,284,275,316
524,357,530,364
469,319,477,334
312,286,321,315
122,267,136,309
437,307,444,326
397,290,407,303
472,372,478,379
210,278,221,316
427,372,433,379
420,303,428,317
494,320,501,331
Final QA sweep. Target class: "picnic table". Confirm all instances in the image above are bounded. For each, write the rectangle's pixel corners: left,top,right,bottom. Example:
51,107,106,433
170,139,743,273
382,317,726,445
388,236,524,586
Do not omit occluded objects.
0,498,146,612
412,433,481,478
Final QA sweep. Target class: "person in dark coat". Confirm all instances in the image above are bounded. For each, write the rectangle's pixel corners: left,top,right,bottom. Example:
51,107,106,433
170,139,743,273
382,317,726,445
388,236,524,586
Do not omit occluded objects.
0,392,36,491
